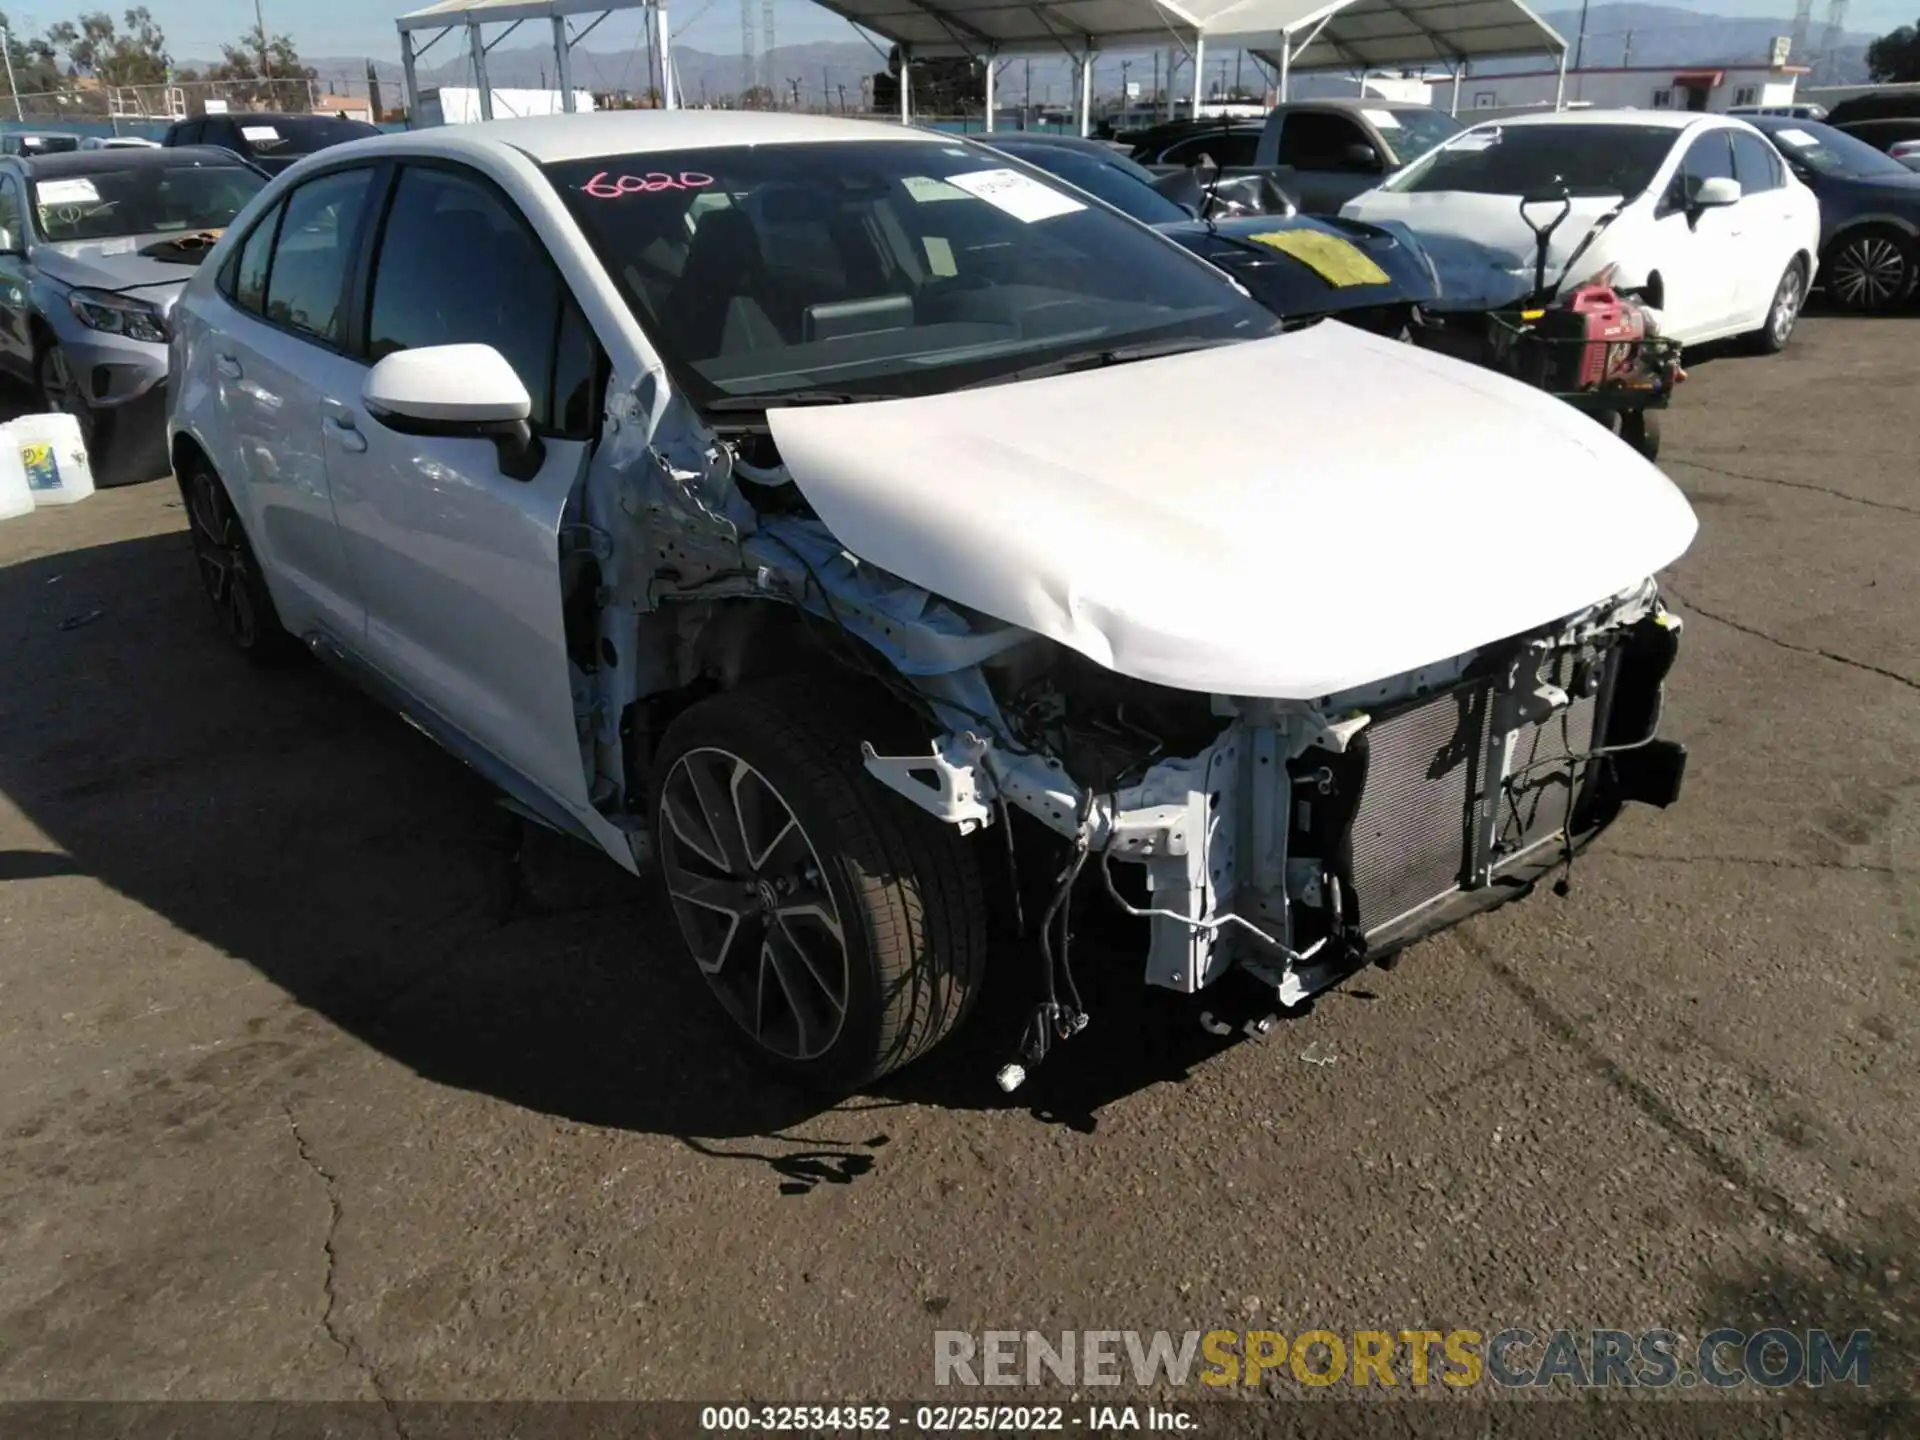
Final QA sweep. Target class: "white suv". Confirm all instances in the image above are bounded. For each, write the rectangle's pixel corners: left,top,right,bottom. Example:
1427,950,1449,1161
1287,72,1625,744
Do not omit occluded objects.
168,113,1697,1090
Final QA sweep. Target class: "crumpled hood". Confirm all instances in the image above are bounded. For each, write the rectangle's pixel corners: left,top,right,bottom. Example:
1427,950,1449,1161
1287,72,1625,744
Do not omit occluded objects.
1341,190,1628,308
768,322,1697,700
31,234,214,297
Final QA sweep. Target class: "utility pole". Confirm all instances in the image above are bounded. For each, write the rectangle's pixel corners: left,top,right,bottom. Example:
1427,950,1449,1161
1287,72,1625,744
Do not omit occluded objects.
1572,0,1590,69
1,26,21,122
837,82,846,113
1234,48,1242,97
1024,57,1031,121
255,0,272,104
1151,50,1158,116
1622,29,1633,66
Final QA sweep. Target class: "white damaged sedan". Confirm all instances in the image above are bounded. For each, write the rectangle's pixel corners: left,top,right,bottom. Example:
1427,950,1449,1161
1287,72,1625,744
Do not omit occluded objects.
167,112,1697,1089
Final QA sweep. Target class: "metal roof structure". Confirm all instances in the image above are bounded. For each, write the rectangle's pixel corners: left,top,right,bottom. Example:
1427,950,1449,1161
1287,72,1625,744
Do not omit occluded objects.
810,0,1565,131
394,0,679,121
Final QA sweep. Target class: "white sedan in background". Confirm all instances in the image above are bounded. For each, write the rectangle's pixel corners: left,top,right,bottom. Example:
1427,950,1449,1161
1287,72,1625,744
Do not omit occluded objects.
1342,111,1822,352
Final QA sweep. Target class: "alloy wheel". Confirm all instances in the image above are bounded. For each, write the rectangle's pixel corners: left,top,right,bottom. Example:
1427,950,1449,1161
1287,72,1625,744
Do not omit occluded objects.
1828,236,1907,310
39,346,95,446
186,471,259,648
1770,265,1804,347
658,746,850,1062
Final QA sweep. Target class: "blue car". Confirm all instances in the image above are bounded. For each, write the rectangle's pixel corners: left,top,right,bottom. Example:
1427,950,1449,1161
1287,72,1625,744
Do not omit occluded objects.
981,131,1439,337
1748,116,1920,311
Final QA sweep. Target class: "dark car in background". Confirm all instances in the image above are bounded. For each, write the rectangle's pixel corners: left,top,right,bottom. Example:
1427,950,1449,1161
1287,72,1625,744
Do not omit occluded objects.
161,113,380,176
1,132,81,156
985,131,1438,336
1749,116,1920,311
0,145,265,482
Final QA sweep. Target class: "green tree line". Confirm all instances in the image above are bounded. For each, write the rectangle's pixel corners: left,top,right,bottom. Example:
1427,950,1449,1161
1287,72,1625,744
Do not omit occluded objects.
0,6,313,100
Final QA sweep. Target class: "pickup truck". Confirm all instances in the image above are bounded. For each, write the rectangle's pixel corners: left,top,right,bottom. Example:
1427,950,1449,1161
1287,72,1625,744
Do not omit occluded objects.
1124,99,1466,215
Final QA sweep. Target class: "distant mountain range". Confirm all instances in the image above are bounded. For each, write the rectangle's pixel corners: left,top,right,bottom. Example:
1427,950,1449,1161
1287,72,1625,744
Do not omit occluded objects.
255,3,1884,109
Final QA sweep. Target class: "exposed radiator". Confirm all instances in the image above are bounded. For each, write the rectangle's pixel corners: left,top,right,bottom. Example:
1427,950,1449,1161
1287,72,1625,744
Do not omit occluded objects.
1344,649,1608,938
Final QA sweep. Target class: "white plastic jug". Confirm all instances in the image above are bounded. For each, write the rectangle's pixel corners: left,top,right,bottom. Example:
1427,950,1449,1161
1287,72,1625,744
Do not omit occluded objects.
0,434,30,522
9,413,96,506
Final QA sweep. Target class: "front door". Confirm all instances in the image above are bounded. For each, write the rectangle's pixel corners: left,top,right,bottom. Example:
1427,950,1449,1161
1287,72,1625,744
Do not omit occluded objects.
323,160,605,833
1649,130,1745,340
0,174,32,379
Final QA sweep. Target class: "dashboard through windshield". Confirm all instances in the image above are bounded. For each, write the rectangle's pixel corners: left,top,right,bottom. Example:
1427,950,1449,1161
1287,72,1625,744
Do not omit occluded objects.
545,139,1275,409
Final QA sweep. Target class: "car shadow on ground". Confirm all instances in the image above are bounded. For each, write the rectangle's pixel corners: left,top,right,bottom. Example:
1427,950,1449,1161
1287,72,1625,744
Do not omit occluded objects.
0,530,1282,1151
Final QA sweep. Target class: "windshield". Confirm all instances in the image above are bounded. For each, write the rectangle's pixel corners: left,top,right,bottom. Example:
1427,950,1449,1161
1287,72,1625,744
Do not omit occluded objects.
989,142,1191,225
1378,107,1465,162
1762,121,1911,179
236,116,379,158
1387,123,1677,198
546,140,1275,409
31,163,265,242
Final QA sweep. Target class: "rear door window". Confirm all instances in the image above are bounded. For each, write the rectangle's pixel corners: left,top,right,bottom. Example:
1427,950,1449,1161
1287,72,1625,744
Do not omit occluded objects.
1276,111,1372,169
1731,130,1782,192
1678,130,1737,202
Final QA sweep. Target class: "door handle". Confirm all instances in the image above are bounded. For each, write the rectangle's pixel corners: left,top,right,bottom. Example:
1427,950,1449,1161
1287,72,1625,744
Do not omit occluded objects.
323,407,368,454
213,354,242,380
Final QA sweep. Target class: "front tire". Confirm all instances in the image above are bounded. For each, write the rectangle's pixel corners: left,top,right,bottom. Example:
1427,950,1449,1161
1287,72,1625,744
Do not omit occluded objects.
180,458,298,664
36,342,108,460
1747,259,1807,354
1822,228,1914,313
652,678,988,1088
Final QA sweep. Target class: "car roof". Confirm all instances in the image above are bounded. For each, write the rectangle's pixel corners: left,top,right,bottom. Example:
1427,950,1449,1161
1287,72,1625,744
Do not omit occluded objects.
1456,108,1727,134
186,111,369,125
365,111,925,164
986,133,1128,154
15,144,253,176
1277,98,1432,111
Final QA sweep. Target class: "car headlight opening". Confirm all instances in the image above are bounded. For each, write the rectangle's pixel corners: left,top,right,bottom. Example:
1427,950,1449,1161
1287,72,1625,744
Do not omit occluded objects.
66,288,169,344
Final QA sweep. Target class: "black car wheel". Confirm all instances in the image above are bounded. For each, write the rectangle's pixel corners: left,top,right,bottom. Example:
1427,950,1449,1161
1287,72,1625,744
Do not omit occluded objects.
180,459,298,664
1823,229,1914,312
652,678,987,1089
36,342,100,451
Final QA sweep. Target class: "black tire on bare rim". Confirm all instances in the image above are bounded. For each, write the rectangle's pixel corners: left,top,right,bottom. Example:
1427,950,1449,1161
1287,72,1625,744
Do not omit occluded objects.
651,677,988,1089
1622,407,1661,461
179,459,298,665
1747,258,1807,355
1823,228,1915,314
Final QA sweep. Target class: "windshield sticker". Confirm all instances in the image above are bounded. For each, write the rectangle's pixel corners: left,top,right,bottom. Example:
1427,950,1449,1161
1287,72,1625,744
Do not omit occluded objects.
1247,229,1391,287
1777,128,1819,147
241,125,281,142
945,167,1085,222
902,175,969,202
1362,108,1402,129
36,178,100,205
922,235,958,277
582,170,715,198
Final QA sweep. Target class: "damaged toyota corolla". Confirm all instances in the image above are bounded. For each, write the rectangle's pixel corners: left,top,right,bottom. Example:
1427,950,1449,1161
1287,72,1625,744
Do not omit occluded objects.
168,113,1697,1091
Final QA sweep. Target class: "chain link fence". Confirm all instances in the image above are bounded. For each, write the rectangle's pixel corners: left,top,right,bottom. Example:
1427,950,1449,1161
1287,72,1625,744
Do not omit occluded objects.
0,76,331,127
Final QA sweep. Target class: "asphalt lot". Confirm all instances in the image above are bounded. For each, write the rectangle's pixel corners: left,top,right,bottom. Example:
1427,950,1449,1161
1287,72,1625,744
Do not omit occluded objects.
0,315,1915,1425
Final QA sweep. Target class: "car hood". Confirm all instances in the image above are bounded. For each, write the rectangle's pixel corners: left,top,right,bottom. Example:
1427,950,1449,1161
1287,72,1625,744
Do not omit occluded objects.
767,322,1698,700
31,233,221,296
1342,189,1630,308
1158,214,1438,315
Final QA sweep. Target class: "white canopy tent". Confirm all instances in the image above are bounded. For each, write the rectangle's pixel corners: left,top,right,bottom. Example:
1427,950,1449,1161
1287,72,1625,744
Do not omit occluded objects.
806,0,1565,133
394,0,678,123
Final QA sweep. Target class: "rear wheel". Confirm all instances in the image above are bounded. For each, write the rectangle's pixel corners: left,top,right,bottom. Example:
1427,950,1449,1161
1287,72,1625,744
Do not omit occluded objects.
180,458,298,664
652,678,987,1088
1622,408,1661,461
1747,258,1806,354
1823,229,1914,313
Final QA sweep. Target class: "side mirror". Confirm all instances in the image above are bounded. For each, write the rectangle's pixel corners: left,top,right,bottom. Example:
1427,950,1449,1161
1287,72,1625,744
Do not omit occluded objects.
0,226,19,255
1341,142,1383,172
364,344,545,482
1690,176,1741,208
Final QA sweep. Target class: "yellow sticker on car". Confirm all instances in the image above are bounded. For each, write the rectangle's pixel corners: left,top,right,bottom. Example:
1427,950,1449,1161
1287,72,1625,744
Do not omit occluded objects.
1246,230,1391,288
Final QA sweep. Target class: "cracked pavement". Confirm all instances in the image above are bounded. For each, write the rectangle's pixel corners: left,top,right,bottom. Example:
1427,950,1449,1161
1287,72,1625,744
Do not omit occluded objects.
0,313,1914,1414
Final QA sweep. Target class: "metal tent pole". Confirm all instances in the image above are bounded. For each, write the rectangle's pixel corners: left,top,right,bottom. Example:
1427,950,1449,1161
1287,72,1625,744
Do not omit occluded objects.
1278,31,1290,101
1450,63,1461,116
552,15,574,111
1079,50,1092,136
1553,48,1567,110
400,29,420,124
984,50,995,131
656,1,676,108
900,47,910,124
469,21,494,120
1192,34,1205,114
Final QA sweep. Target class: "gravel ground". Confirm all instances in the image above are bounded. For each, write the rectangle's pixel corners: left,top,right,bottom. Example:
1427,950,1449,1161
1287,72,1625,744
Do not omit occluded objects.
0,316,1913,1431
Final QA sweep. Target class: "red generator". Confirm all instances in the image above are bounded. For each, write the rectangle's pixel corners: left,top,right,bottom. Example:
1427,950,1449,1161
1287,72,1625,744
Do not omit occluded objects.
1530,283,1650,391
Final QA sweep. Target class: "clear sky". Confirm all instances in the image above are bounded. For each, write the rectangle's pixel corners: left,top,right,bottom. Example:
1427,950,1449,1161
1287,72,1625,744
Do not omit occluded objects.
3,0,1911,69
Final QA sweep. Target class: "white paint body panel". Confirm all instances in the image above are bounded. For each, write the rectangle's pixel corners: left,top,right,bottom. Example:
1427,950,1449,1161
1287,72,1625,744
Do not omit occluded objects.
1341,114,1823,345
771,322,1699,701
